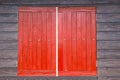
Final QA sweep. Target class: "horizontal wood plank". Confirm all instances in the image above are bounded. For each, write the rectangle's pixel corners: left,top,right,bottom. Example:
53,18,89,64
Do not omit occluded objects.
97,59,120,67
97,5,120,13
98,68,120,77
97,32,120,40
98,77,120,80
0,23,18,31
0,0,92,5
0,13,17,22
97,14,120,22
0,50,17,58
19,0,92,5
97,23,120,31
0,59,17,68
0,76,97,80
57,77,97,80
97,41,120,50
0,5,17,13
93,0,120,4
0,67,16,76
0,32,17,40
0,41,17,50
0,0,120,5
97,50,120,59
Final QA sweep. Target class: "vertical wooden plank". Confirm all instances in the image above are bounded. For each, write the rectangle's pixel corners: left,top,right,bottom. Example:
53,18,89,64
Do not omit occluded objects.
37,12,42,70
86,12,92,71
41,11,47,70
66,12,72,71
23,12,29,70
81,12,87,71
28,12,33,70
32,12,37,69
51,12,56,71
58,13,63,71
31,12,35,69
46,12,52,70
62,12,67,71
30,12,34,70
91,11,97,72
76,12,82,71
71,12,77,71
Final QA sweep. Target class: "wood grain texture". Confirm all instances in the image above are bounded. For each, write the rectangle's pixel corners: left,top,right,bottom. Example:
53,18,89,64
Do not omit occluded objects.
97,5,120,13
0,59,17,68
98,77,120,80
98,68,120,77
97,41,120,50
97,59,120,67
97,14,120,22
0,41,17,50
97,32,120,40
0,5,17,13
0,23,18,31
97,23,120,31
0,0,120,5
19,0,92,5
97,50,120,59
0,76,97,80
0,32,17,40
0,13,17,22
0,50,17,58
93,0,120,4
0,67,16,76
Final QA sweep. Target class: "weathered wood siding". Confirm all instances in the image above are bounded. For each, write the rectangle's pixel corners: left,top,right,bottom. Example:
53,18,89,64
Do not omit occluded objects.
0,0,120,80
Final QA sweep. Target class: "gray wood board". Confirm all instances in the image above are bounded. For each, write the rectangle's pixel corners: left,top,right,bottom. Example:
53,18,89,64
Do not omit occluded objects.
97,5,120,13
0,5,17,13
0,13,17,22
0,59,17,68
0,31,17,40
98,68,120,77
97,59,120,67
97,14,120,23
97,41,120,50
97,23,120,31
97,32,120,41
97,50,120,59
0,50,17,58
0,23,18,31
0,0,120,5
0,76,97,80
0,41,17,50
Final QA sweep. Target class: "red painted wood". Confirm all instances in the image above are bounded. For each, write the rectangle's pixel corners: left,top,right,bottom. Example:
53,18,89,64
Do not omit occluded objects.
58,7,97,76
58,13,63,71
18,7,96,76
18,7,56,76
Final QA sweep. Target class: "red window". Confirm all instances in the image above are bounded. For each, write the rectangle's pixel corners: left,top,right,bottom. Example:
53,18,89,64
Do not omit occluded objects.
18,7,96,76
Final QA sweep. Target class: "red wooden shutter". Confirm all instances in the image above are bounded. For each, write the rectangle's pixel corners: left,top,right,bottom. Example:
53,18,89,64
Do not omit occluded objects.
58,7,97,76
18,7,56,76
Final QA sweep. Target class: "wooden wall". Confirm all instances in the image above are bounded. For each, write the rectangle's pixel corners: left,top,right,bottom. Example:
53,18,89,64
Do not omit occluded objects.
0,0,120,80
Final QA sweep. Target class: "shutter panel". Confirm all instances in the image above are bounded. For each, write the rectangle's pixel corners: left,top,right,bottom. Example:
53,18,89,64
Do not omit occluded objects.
18,7,56,76
58,7,97,76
